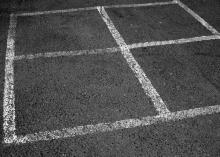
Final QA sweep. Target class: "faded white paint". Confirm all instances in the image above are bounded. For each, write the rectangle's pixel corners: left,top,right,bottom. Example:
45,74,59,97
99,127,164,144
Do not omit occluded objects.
104,1,175,9
129,35,220,49
16,6,97,16
175,0,219,35
3,1,220,146
16,1,175,17
14,47,121,60
14,35,220,61
97,6,170,115
12,105,220,144
3,14,17,144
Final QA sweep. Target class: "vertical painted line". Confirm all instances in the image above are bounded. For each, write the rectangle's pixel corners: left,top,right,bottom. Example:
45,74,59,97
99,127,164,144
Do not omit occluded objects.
3,14,17,144
97,6,170,115
174,0,220,35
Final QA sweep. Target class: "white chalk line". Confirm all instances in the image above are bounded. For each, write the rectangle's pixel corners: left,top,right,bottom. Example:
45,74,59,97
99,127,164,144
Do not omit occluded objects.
175,0,220,35
14,47,121,60
104,1,175,9
14,35,220,61
97,6,170,115
10,105,220,144
15,1,174,16
15,6,97,17
3,14,17,144
129,35,220,49
4,0,220,145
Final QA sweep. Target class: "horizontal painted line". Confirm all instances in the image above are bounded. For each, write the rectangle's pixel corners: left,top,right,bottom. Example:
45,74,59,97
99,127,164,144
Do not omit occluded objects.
14,35,220,61
15,6,97,16
104,1,175,9
128,35,220,49
14,47,120,60
10,105,220,144
15,1,174,16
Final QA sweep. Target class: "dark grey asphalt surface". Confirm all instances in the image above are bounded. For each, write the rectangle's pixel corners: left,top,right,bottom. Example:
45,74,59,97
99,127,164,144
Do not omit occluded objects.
0,0,170,13
182,0,220,31
132,40,220,111
15,53,156,135
106,4,211,44
0,0,220,156
15,10,117,55
2,114,220,157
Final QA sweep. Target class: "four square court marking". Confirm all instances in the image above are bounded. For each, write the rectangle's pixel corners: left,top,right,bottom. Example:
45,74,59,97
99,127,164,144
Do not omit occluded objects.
3,0,220,145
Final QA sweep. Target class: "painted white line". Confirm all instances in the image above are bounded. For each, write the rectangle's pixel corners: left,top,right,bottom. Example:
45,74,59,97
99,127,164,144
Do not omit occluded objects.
97,6,170,115
15,1,174,17
14,35,220,61
11,105,220,144
128,35,220,49
3,14,17,144
174,0,220,35
104,1,175,9
14,47,121,60
16,6,97,17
